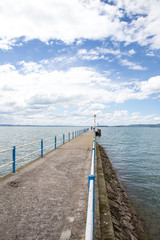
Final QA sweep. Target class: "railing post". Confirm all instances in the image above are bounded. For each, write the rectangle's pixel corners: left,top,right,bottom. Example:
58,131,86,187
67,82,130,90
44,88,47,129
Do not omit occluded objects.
68,132,70,141
41,139,43,157
12,146,16,173
55,136,57,149
92,147,95,174
63,134,65,144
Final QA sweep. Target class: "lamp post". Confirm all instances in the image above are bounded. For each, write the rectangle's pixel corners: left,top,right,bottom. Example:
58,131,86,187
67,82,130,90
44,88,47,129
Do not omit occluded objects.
94,114,96,130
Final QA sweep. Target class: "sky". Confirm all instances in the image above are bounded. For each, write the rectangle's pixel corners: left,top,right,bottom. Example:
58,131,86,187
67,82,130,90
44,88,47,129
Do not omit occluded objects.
0,0,160,126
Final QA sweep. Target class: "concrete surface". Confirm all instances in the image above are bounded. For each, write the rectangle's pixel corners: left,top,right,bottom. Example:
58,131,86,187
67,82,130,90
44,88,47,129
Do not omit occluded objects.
96,143,115,240
0,131,93,240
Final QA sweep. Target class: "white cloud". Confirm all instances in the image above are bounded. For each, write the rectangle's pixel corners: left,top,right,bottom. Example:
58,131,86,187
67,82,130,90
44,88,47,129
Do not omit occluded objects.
140,76,160,94
0,64,16,72
97,47,121,56
77,47,138,68
18,61,43,73
146,51,155,57
128,49,136,55
0,0,117,47
0,0,160,50
113,110,128,118
77,48,105,60
111,0,150,15
120,59,146,70
0,38,17,50
0,61,159,124
115,0,160,49
95,110,160,125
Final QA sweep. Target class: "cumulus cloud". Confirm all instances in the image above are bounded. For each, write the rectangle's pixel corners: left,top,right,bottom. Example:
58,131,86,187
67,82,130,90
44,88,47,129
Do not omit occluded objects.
140,76,160,94
69,109,160,126
128,49,136,55
0,0,160,50
104,110,160,125
0,60,160,124
0,0,116,46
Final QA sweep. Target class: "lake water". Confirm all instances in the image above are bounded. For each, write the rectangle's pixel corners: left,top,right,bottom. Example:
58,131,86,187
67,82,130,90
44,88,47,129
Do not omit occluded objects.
0,126,160,239
0,126,85,177
97,127,160,240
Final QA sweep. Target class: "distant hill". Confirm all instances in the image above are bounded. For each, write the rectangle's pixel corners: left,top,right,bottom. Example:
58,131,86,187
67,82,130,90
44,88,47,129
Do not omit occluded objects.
99,124,160,127
0,124,82,127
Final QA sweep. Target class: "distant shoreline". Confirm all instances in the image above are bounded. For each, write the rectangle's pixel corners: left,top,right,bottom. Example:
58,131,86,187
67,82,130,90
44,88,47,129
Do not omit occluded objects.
0,124,159,127
0,125,85,127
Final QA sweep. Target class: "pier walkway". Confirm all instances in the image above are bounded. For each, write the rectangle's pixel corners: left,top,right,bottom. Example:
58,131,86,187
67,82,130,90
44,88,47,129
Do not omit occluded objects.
0,131,94,240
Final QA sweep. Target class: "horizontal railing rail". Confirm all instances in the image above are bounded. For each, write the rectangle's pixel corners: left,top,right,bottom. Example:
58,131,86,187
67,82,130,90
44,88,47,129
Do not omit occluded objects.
85,131,95,240
16,149,41,162
43,136,54,141
0,148,13,170
0,160,13,169
16,140,41,149
0,147,13,153
0,128,89,177
43,143,54,151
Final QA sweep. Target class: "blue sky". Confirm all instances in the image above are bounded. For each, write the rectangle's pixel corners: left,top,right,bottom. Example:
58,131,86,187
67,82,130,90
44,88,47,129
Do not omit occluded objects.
0,0,160,125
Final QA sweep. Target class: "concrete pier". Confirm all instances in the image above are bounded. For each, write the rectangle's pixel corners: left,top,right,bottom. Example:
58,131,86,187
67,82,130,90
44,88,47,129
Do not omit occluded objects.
0,131,93,240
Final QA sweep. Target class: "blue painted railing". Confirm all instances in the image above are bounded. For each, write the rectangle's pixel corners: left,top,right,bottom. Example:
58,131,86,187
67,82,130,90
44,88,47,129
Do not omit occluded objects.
85,131,95,240
0,128,89,177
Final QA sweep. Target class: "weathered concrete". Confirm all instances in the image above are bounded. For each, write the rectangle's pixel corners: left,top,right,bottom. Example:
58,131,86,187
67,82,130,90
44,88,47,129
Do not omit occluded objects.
0,131,93,240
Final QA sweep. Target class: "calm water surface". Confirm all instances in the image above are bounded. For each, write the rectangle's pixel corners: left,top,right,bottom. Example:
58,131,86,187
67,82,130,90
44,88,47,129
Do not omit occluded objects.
97,127,160,240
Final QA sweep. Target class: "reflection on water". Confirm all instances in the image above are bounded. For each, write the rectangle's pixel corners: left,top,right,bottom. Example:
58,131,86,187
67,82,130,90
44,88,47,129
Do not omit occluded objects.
97,127,160,240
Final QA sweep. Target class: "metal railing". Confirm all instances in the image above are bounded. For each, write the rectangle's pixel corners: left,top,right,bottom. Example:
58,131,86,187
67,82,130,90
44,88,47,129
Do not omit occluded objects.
0,148,13,170
0,128,89,177
85,131,95,240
